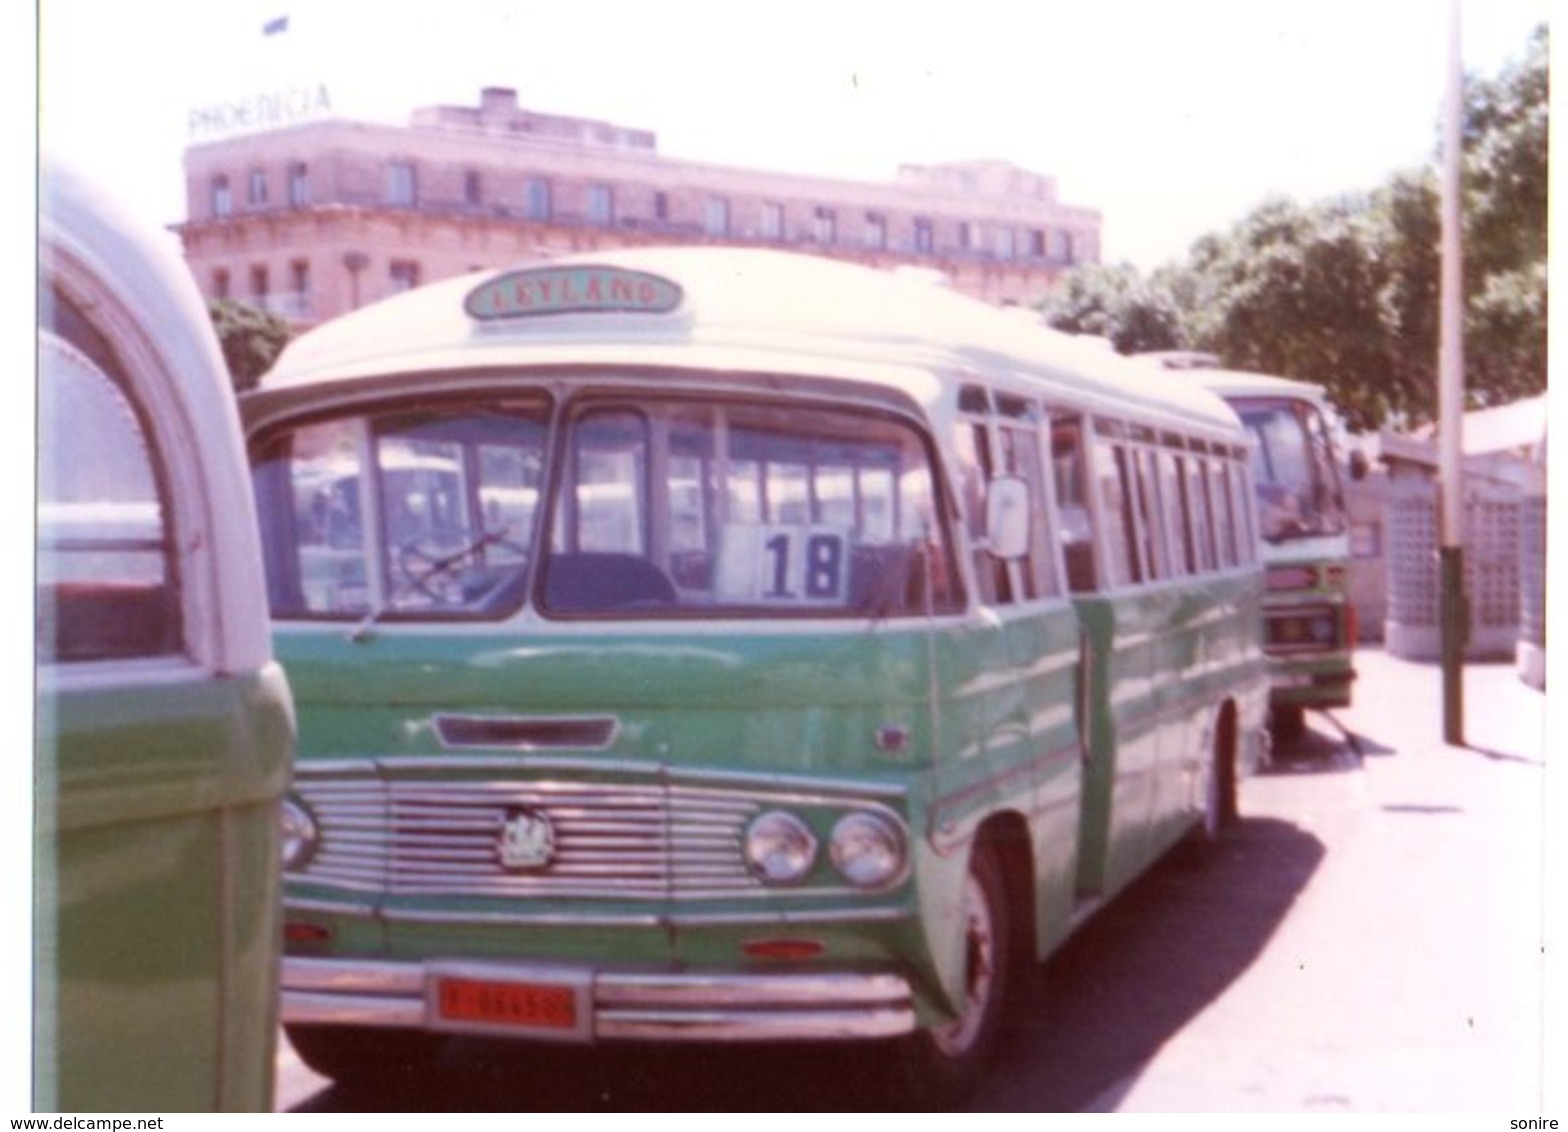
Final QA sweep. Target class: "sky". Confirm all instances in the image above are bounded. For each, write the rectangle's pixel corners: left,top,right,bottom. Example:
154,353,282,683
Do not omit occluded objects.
35,0,1552,273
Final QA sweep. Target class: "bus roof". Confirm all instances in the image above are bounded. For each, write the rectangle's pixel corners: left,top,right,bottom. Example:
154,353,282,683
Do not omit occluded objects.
1132,351,1331,404
253,247,1242,436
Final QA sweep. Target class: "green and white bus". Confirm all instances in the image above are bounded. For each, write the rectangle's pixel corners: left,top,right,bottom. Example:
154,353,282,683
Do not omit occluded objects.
246,249,1269,1102
35,164,295,1111
1139,353,1364,741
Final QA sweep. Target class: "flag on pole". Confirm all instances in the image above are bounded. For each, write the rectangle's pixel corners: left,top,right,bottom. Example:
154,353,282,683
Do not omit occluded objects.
263,14,289,35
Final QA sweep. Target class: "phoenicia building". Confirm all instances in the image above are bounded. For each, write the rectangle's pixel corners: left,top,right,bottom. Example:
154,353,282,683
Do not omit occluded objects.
176,86,1102,330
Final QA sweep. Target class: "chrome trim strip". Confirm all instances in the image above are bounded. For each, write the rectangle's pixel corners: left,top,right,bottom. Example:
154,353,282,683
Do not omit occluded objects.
595,971,910,1007
284,897,377,918
595,1007,913,1042
296,755,909,802
282,990,425,1029
278,957,917,1043
283,957,425,994
377,904,908,928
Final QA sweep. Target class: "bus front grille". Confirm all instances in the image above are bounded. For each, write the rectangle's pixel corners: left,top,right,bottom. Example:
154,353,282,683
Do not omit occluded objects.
291,777,765,900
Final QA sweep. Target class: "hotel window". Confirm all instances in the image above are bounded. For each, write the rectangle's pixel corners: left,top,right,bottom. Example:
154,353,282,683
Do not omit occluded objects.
995,227,1015,259
250,264,269,300
814,207,836,244
289,259,310,299
464,170,483,207
525,178,552,220
587,183,615,226
706,196,730,237
1052,229,1073,262
211,175,232,218
212,268,230,299
248,169,268,208
761,202,784,241
864,212,887,250
653,192,669,223
958,221,975,251
914,217,934,254
389,260,421,292
388,161,417,207
288,163,309,207
1029,228,1047,258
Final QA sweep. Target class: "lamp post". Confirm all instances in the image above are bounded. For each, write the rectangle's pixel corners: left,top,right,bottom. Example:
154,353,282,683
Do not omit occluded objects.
1438,0,1467,744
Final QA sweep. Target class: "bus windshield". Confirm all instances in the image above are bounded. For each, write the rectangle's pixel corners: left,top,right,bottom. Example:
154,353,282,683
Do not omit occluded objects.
252,389,952,620
1232,396,1347,543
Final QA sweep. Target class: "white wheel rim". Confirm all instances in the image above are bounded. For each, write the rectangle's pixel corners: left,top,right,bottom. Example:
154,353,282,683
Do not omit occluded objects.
930,870,996,1058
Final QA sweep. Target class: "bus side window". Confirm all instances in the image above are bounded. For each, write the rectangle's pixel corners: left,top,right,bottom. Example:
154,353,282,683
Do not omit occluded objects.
997,421,1058,600
954,415,1011,605
1132,446,1169,580
1210,460,1238,568
1050,415,1097,593
37,334,180,662
1186,454,1218,573
1159,448,1194,576
1092,431,1142,588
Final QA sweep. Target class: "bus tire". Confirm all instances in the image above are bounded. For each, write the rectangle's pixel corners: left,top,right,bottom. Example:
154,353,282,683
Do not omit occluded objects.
284,1023,445,1084
897,841,1011,1107
1184,707,1239,865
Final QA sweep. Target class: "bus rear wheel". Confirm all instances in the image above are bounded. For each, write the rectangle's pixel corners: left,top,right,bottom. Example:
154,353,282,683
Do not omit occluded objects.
897,842,1011,1107
284,1023,445,1085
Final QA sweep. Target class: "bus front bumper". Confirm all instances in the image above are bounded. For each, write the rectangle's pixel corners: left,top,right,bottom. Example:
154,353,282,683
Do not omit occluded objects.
281,956,917,1043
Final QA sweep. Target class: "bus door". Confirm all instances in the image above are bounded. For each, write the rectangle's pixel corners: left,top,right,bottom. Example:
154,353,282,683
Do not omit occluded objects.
1059,416,1164,900
939,391,1082,953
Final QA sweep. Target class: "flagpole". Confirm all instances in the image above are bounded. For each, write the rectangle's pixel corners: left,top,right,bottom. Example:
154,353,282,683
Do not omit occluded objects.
1438,0,1467,745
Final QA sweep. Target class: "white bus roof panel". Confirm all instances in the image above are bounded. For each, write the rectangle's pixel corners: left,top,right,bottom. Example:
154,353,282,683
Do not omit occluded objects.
257,247,1241,436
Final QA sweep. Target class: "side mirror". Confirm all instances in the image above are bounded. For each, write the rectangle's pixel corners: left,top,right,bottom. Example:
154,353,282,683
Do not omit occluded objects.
1347,449,1369,482
985,475,1031,561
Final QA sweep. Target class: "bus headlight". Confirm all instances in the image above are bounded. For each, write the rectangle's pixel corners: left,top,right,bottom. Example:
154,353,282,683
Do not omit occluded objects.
281,796,319,870
829,812,907,889
744,811,818,885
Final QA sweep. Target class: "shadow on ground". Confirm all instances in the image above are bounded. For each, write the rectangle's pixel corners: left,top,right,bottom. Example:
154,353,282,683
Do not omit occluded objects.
288,814,1323,1113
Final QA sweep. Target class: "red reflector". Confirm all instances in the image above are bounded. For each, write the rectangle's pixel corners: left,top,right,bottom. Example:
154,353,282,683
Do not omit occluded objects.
1346,603,1358,647
284,921,332,943
742,938,824,961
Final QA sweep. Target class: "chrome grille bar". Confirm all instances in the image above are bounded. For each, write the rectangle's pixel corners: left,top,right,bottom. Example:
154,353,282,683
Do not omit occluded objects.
293,775,765,899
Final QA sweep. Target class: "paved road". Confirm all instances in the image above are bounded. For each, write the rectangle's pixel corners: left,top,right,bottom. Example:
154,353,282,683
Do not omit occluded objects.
275,648,1554,1112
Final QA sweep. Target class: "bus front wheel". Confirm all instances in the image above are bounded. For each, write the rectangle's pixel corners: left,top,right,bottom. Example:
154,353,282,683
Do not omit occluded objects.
897,841,1012,1107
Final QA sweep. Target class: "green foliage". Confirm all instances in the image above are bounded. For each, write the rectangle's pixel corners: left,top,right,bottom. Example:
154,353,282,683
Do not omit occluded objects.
208,299,291,394
1039,262,1184,355
1045,23,1547,431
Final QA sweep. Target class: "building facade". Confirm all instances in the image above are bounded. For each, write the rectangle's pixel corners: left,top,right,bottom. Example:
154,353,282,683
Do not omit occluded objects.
177,87,1102,328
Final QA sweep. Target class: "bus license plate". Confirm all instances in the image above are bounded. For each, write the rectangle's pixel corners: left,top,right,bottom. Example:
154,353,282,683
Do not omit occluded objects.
436,976,579,1032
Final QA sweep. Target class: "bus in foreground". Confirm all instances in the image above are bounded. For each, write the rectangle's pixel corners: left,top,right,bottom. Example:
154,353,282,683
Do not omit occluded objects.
35,164,294,1110
247,249,1269,1103
1139,353,1363,741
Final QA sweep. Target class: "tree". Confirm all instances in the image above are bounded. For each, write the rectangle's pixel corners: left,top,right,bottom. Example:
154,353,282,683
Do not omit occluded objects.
1040,262,1184,354
1183,197,1400,431
209,299,291,394
1041,23,1546,431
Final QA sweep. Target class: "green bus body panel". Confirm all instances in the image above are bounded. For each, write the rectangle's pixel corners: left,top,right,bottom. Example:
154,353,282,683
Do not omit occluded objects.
277,571,1264,1021
277,604,1084,1019
1073,573,1266,902
34,665,292,1112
